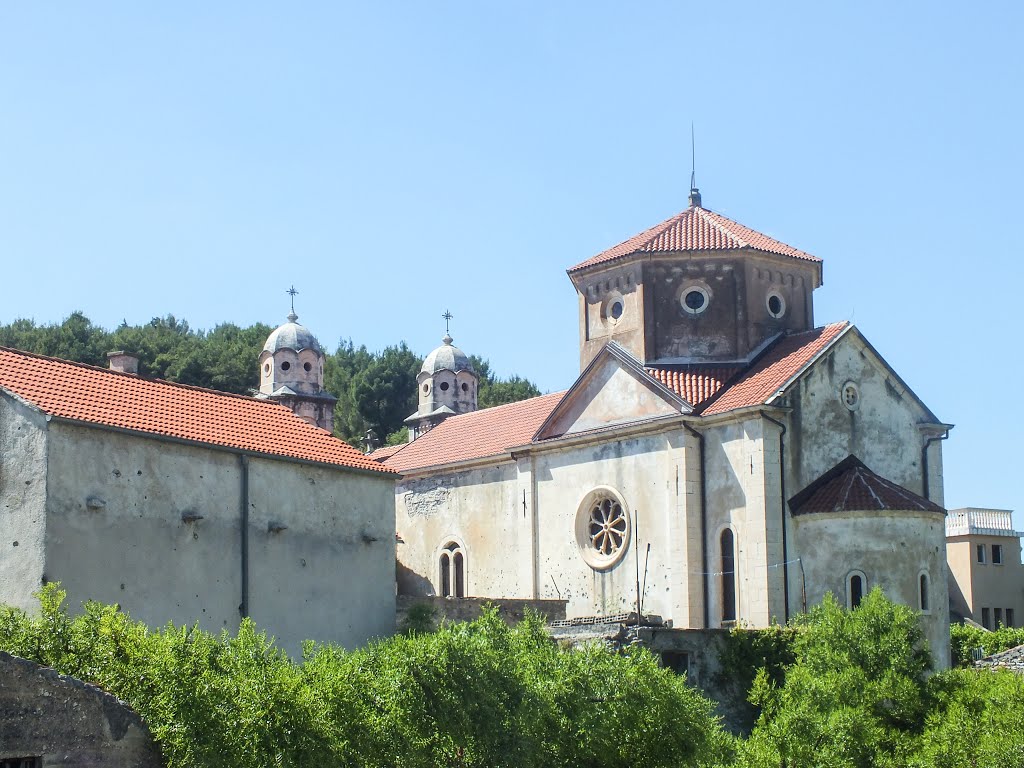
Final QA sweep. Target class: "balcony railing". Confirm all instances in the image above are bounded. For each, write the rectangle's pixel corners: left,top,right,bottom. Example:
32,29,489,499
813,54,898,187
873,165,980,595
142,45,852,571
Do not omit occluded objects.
945,508,1022,538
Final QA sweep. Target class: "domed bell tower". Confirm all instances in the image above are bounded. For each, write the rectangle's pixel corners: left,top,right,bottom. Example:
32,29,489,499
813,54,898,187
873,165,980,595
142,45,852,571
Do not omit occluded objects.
405,314,478,441
256,290,337,432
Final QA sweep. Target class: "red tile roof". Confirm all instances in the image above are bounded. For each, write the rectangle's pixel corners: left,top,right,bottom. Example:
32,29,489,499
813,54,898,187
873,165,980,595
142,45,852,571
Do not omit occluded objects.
384,324,852,474
569,204,820,273
701,322,849,415
789,455,944,516
0,346,395,474
384,392,565,472
368,443,405,462
644,367,740,410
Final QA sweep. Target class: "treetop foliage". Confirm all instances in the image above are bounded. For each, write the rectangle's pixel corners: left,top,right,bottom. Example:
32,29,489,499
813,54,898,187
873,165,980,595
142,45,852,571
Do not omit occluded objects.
0,313,541,445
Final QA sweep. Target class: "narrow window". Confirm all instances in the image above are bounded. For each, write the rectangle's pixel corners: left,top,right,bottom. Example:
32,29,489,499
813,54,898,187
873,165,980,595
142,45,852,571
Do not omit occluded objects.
993,544,1003,565
981,607,991,629
919,573,929,612
721,529,736,622
977,543,987,564
439,542,466,599
1007,609,1015,628
848,572,865,609
453,551,465,598
995,607,1004,627
439,552,451,598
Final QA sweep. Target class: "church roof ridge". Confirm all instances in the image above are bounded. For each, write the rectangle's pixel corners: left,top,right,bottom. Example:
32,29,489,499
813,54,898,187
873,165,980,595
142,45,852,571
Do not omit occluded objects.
568,204,821,274
0,345,394,475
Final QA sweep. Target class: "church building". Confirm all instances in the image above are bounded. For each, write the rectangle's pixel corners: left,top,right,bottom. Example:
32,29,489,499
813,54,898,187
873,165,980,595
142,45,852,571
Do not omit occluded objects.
378,186,953,665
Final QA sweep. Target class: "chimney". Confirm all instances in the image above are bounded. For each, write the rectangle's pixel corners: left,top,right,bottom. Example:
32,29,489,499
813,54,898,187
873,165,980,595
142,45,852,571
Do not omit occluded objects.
107,351,139,375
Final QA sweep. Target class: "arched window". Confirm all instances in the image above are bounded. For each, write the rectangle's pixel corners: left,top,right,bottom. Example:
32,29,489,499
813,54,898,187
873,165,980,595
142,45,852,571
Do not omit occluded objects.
919,572,930,613
439,541,466,598
847,570,866,609
721,529,736,623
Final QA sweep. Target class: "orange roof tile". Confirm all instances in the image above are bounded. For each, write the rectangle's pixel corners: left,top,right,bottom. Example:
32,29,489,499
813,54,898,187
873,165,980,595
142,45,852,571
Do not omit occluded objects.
0,346,395,474
644,366,740,410
368,443,406,462
569,204,820,273
384,392,565,473
701,322,849,415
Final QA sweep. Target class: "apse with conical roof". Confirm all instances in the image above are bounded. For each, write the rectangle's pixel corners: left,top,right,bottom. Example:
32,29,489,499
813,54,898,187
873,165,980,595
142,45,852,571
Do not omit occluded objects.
257,305,337,432
568,188,824,371
405,328,479,441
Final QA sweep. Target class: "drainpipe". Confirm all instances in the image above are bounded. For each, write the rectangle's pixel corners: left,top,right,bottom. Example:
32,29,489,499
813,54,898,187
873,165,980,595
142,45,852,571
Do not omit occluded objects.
921,431,949,501
682,423,709,629
240,454,250,619
762,413,790,623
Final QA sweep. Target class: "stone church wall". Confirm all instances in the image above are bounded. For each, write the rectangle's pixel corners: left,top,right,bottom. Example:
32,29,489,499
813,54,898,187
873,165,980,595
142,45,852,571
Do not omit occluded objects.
0,652,161,768
40,420,395,656
0,394,49,612
531,428,687,621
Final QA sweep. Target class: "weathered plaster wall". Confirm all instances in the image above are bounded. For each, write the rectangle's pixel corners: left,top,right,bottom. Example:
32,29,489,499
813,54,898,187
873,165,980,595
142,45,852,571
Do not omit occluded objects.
703,416,785,628
0,652,162,767
742,257,816,345
395,595,566,629
45,423,243,635
649,260,742,361
532,429,688,622
0,394,48,611
786,333,940,503
793,511,950,669
396,462,530,599
43,422,395,656
247,456,396,649
577,264,644,370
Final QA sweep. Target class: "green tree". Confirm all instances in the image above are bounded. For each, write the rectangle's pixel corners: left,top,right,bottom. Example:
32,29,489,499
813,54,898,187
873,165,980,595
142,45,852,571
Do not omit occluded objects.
740,589,932,768
470,354,543,408
913,668,1024,768
347,342,420,441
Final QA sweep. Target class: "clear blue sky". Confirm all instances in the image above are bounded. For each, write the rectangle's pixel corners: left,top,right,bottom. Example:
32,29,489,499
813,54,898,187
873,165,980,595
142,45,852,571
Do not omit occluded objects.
2,3,1022,529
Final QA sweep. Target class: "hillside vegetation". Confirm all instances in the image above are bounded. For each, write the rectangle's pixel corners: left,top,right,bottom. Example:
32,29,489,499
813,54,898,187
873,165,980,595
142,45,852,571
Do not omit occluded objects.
0,312,540,444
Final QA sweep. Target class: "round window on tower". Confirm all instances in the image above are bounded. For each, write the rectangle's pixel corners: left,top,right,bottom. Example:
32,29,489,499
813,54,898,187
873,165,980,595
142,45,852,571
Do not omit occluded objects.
602,292,625,326
766,291,786,319
461,382,469,392
422,383,430,394
679,284,711,316
281,361,291,371
263,362,271,375
303,362,312,372
439,381,450,391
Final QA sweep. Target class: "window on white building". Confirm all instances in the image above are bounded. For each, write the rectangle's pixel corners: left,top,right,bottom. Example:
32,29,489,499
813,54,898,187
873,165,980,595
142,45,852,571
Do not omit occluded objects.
721,529,736,623
439,541,466,598
977,544,987,564
993,544,1003,565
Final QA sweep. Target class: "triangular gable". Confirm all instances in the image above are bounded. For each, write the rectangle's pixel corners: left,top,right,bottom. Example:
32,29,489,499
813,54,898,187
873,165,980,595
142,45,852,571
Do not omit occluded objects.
534,342,689,440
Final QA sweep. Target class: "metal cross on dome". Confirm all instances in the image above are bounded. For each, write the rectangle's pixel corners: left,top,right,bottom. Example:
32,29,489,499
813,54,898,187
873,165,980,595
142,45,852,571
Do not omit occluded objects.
287,286,299,314
442,309,454,335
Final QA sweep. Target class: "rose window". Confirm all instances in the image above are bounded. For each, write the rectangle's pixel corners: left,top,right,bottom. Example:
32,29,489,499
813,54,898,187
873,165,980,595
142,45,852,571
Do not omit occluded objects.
588,498,627,556
575,488,631,570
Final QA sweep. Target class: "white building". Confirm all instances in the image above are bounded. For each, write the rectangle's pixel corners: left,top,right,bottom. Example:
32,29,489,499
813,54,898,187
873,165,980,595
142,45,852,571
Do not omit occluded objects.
0,317,398,656
378,187,952,665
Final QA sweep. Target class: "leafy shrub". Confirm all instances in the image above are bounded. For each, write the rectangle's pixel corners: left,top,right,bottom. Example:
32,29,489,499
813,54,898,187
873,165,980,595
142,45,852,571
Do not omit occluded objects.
950,622,1024,667
0,586,732,768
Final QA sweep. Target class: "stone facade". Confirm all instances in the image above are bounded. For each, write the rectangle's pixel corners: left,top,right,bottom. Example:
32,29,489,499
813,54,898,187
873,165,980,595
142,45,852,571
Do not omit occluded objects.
0,652,162,767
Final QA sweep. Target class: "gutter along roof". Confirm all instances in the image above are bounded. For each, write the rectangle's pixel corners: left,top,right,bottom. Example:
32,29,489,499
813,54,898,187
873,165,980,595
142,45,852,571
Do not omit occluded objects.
0,346,395,474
